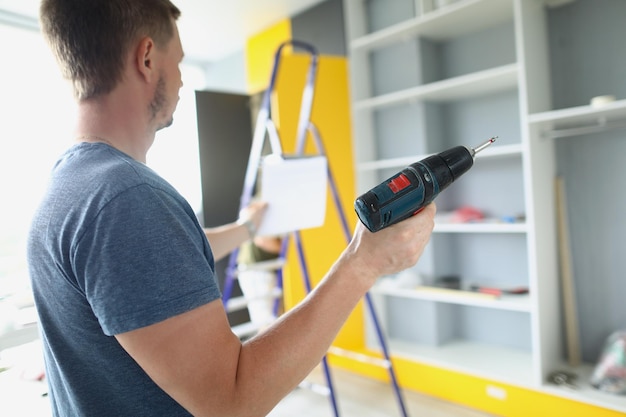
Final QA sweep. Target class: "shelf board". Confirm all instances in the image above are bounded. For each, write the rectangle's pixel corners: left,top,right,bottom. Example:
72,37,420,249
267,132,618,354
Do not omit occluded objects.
363,340,626,410
529,99,626,138
434,221,527,234
355,64,518,111
357,143,523,172
383,338,626,413
350,0,514,52
371,284,532,312
384,339,535,388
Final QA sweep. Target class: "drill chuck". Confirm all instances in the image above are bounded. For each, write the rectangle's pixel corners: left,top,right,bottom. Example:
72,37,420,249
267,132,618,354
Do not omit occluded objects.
354,138,496,232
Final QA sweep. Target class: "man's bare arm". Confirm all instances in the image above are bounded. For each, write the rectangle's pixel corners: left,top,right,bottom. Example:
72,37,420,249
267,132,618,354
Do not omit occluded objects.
116,204,436,417
204,201,267,261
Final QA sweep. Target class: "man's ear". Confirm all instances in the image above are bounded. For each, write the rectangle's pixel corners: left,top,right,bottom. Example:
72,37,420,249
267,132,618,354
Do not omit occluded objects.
136,37,155,82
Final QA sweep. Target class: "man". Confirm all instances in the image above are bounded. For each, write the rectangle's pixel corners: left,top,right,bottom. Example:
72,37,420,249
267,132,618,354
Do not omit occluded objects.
28,1,436,416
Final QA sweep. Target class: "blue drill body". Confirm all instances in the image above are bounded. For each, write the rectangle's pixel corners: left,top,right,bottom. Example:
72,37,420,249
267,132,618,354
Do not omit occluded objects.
354,139,496,232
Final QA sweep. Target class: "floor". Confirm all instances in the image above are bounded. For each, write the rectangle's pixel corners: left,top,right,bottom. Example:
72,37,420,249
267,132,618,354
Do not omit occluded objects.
268,366,496,417
1,342,495,417
0,367,497,417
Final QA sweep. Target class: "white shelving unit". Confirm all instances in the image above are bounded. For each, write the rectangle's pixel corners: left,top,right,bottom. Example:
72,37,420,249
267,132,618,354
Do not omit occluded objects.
343,0,626,414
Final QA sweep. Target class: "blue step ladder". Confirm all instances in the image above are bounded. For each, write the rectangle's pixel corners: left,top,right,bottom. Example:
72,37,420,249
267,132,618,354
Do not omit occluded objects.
221,40,410,417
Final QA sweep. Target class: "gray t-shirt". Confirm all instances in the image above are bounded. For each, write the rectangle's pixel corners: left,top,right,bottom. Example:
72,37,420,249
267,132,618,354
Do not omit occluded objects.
27,142,221,416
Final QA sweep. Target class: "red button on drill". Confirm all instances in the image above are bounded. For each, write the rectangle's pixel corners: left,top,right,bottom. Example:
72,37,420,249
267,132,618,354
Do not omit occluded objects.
388,174,411,193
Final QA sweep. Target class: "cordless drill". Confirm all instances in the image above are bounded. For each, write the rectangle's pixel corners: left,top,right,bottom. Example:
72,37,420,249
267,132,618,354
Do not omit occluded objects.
354,137,497,232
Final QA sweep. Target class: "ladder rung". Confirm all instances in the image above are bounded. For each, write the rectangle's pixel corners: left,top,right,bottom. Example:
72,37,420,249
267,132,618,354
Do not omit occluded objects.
225,296,248,312
327,346,391,368
225,288,283,313
298,379,331,396
236,259,286,274
231,321,264,338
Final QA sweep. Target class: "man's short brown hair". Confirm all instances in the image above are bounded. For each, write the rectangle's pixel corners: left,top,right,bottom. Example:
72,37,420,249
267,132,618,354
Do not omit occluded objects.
40,0,181,100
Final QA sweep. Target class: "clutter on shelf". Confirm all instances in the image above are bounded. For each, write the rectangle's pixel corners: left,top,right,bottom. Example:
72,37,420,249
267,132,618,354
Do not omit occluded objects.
590,330,626,395
435,206,525,224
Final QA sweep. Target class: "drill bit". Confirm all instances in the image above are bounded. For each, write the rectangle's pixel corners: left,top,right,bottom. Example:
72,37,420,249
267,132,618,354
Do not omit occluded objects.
470,136,497,157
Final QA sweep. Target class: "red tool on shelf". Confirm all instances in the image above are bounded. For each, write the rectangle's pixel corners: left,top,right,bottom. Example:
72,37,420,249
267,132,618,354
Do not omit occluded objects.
470,285,529,297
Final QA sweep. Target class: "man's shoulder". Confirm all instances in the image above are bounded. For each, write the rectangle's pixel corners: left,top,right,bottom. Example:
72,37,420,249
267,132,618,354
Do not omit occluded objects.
58,142,171,193
44,143,180,228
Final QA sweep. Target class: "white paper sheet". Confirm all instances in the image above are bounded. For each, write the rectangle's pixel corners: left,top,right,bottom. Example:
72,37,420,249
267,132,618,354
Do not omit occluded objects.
256,155,328,236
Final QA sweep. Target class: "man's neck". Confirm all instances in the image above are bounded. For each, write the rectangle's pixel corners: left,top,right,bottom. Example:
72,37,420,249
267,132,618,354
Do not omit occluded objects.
74,91,155,163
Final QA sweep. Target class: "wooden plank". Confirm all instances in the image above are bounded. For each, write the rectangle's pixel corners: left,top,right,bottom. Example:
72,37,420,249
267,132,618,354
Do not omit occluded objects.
555,176,581,366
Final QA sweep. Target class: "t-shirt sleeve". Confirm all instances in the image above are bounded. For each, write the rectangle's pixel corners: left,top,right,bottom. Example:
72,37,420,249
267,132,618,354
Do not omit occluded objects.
73,184,221,336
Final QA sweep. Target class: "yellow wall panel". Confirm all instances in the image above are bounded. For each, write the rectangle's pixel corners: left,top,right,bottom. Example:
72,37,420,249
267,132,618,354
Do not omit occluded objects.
270,53,363,350
245,16,364,350
245,19,292,94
